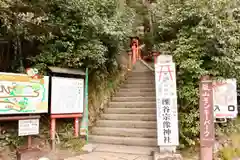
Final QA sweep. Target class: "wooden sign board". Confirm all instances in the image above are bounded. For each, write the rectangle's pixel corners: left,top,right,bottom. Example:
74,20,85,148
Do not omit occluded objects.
199,76,214,160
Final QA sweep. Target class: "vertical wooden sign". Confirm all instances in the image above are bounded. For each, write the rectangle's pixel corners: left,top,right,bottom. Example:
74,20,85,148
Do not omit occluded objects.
199,76,214,160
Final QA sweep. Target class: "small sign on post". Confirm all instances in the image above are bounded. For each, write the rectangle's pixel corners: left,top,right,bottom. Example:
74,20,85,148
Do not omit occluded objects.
199,76,214,160
18,119,39,136
154,55,180,157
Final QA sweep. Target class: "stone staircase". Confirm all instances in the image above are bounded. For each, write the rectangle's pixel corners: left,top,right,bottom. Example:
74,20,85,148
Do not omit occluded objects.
88,61,158,156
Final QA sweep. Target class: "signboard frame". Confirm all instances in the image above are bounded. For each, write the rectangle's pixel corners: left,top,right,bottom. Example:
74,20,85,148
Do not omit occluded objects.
47,66,86,150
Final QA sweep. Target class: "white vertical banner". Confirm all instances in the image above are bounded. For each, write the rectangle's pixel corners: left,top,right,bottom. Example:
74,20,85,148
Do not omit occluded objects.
155,62,179,146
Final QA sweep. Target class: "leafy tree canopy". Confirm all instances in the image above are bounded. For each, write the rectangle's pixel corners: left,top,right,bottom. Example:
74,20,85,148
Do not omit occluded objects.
0,0,135,75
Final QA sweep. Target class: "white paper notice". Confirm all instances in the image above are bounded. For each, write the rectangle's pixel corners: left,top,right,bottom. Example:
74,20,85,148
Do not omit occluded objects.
51,77,84,114
18,119,39,136
155,62,179,146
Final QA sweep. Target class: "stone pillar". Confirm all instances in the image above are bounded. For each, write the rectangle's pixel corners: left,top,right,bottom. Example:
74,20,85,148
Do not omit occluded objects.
128,51,132,71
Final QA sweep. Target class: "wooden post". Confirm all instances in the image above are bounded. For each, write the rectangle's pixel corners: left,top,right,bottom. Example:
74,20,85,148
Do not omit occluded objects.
135,39,140,60
27,136,32,149
128,51,132,71
50,118,56,150
200,75,214,160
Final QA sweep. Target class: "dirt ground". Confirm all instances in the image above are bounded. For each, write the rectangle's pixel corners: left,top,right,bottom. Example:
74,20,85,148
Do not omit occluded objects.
0,136,84,160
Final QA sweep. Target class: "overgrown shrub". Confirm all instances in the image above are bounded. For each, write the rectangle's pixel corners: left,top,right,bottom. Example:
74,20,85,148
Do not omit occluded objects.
150,0,240,147
0,0,135,74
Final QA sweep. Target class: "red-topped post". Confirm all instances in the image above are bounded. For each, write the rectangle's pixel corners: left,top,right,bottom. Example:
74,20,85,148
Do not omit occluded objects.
74,117,79,137
131,44,137,65
152,51,160,64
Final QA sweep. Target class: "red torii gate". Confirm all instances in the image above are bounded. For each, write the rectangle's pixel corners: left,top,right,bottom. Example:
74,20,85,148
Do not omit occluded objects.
130,37,141,65
157,64,174,81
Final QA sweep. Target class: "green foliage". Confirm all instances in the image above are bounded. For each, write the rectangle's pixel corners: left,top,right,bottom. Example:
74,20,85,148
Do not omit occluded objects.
220,147,240,160
0,122,25,149
0,0,135,74
218,119,240,160
32,0,134,73
3,133,24,148
151,0,240,147
57,122,85,151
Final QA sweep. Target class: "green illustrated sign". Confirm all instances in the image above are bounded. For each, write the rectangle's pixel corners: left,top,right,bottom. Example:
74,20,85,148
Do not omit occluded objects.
0,72,49,114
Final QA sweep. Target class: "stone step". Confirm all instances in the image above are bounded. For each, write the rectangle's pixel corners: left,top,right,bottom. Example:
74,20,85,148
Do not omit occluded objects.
128,70,153,74
127,75,155,79
121,83,155,88
89,135,157,147
115,91,155,97
112,97,155,102
131,68,151,73
129,71,153,74
132,64,150,70
133,66,151,70
127,75,154,79
91,127,157,138
127,76,155,81
127,78,155,82
130,72,153,74
101,114,156,121
109,101,156,108
126,79,155,84
118,88,155,92
86,143,158,156
96,120,157,129
106,108,156,114
65,151,153,160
